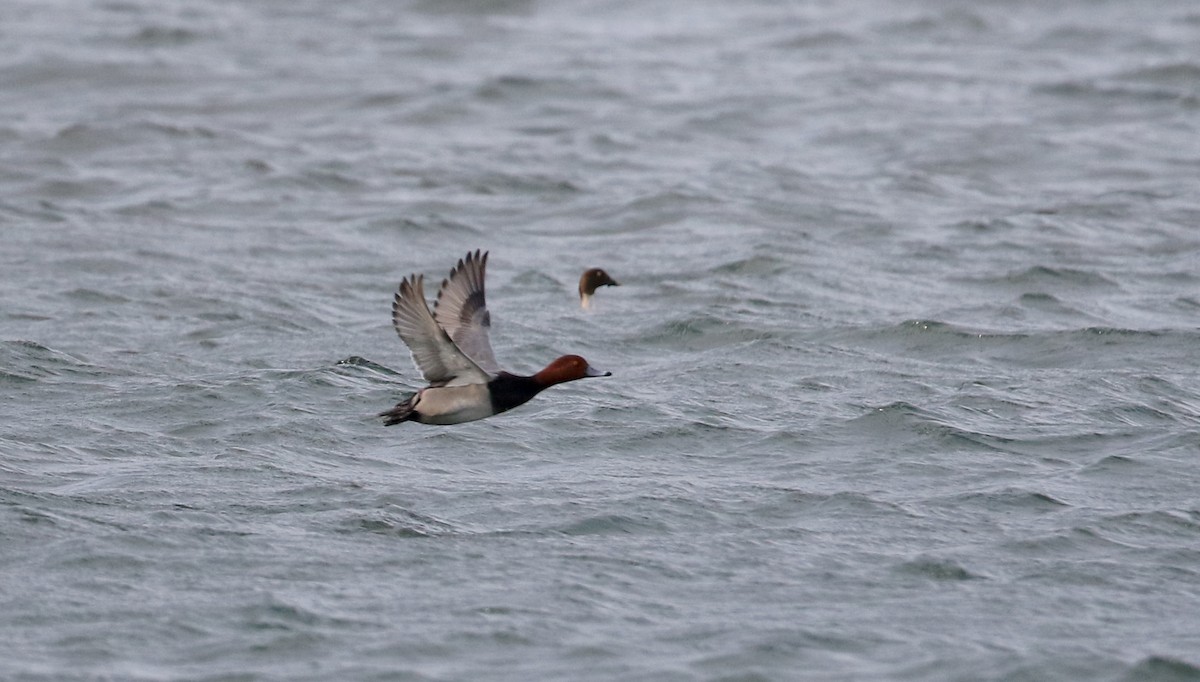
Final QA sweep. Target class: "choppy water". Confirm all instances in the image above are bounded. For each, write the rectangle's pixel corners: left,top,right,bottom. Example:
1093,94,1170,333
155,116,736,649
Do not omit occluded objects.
4,0,1200,680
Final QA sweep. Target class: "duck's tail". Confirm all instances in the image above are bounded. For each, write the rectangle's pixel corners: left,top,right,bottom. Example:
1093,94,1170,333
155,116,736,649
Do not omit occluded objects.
379,394,417,426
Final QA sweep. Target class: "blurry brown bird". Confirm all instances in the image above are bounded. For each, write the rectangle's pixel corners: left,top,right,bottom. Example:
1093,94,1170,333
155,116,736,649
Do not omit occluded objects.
578,268,619,309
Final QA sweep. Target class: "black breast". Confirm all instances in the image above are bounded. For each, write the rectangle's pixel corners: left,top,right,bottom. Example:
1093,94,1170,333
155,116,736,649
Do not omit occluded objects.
488,373,544,414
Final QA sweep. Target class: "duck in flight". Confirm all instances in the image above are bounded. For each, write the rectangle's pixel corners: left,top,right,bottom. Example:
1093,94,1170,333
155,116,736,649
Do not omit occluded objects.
381,251,611,426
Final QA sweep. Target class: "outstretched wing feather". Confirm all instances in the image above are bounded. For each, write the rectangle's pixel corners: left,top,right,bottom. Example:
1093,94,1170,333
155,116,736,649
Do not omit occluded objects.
391,274,490,386
433,250,503,375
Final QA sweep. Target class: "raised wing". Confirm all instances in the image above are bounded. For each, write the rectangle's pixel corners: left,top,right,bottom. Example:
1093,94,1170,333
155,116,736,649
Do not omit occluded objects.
433,250,502,375
391,274,491,386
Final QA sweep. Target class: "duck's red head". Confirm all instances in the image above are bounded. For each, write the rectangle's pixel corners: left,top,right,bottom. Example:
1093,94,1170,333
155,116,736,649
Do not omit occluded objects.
533,354,611,387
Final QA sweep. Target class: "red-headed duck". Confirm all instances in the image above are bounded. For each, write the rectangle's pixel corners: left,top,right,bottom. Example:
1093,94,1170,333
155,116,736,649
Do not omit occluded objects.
381,251,611,426
579,268,619,309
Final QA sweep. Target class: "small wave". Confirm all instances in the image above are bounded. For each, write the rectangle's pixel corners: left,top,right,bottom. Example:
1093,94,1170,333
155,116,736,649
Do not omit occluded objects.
411,0,536,17
894,319,976,336
462,170,580,197
1114,62,1200,88
43,122,135,152
238,594,370,632
267,363,392,391
833,319,1200,372
929,488,1070,513
1098,402,1180,428
336,355,401,377
127,25,202,47
711,254,789,277
838,319,1046,346
364,213,482,237
473,73,625,104
895,556,982,581
635,313,779,352
1092,509,1200,542
1001,265,1119,289
1018,291,1077,308
948,216,1021,234
1036,76,1200,107
1116,656,1200,682
112,198,180,217
876,9,992,37
1080,454,1144,475
64,287,132,305
552,513,668,536
0,340,107,382
844,401,1015,454
1001,527,1127,557
342,507,456,537
36,176,124,200
582,188,721,235
1030,26,1129,50
769,30,857,50
281,167,367,193
772,490,914,519
354,90,415,109
139,120,219,139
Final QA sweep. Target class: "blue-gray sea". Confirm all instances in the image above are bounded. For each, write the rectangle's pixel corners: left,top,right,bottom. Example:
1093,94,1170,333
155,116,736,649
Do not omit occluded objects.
3,0,1200,680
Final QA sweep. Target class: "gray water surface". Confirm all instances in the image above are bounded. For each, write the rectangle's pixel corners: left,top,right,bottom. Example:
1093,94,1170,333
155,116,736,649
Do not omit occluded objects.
3,1,1200,680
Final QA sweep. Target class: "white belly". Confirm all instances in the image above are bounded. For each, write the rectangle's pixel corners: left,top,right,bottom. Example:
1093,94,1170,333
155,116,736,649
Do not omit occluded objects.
414,384,496,425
